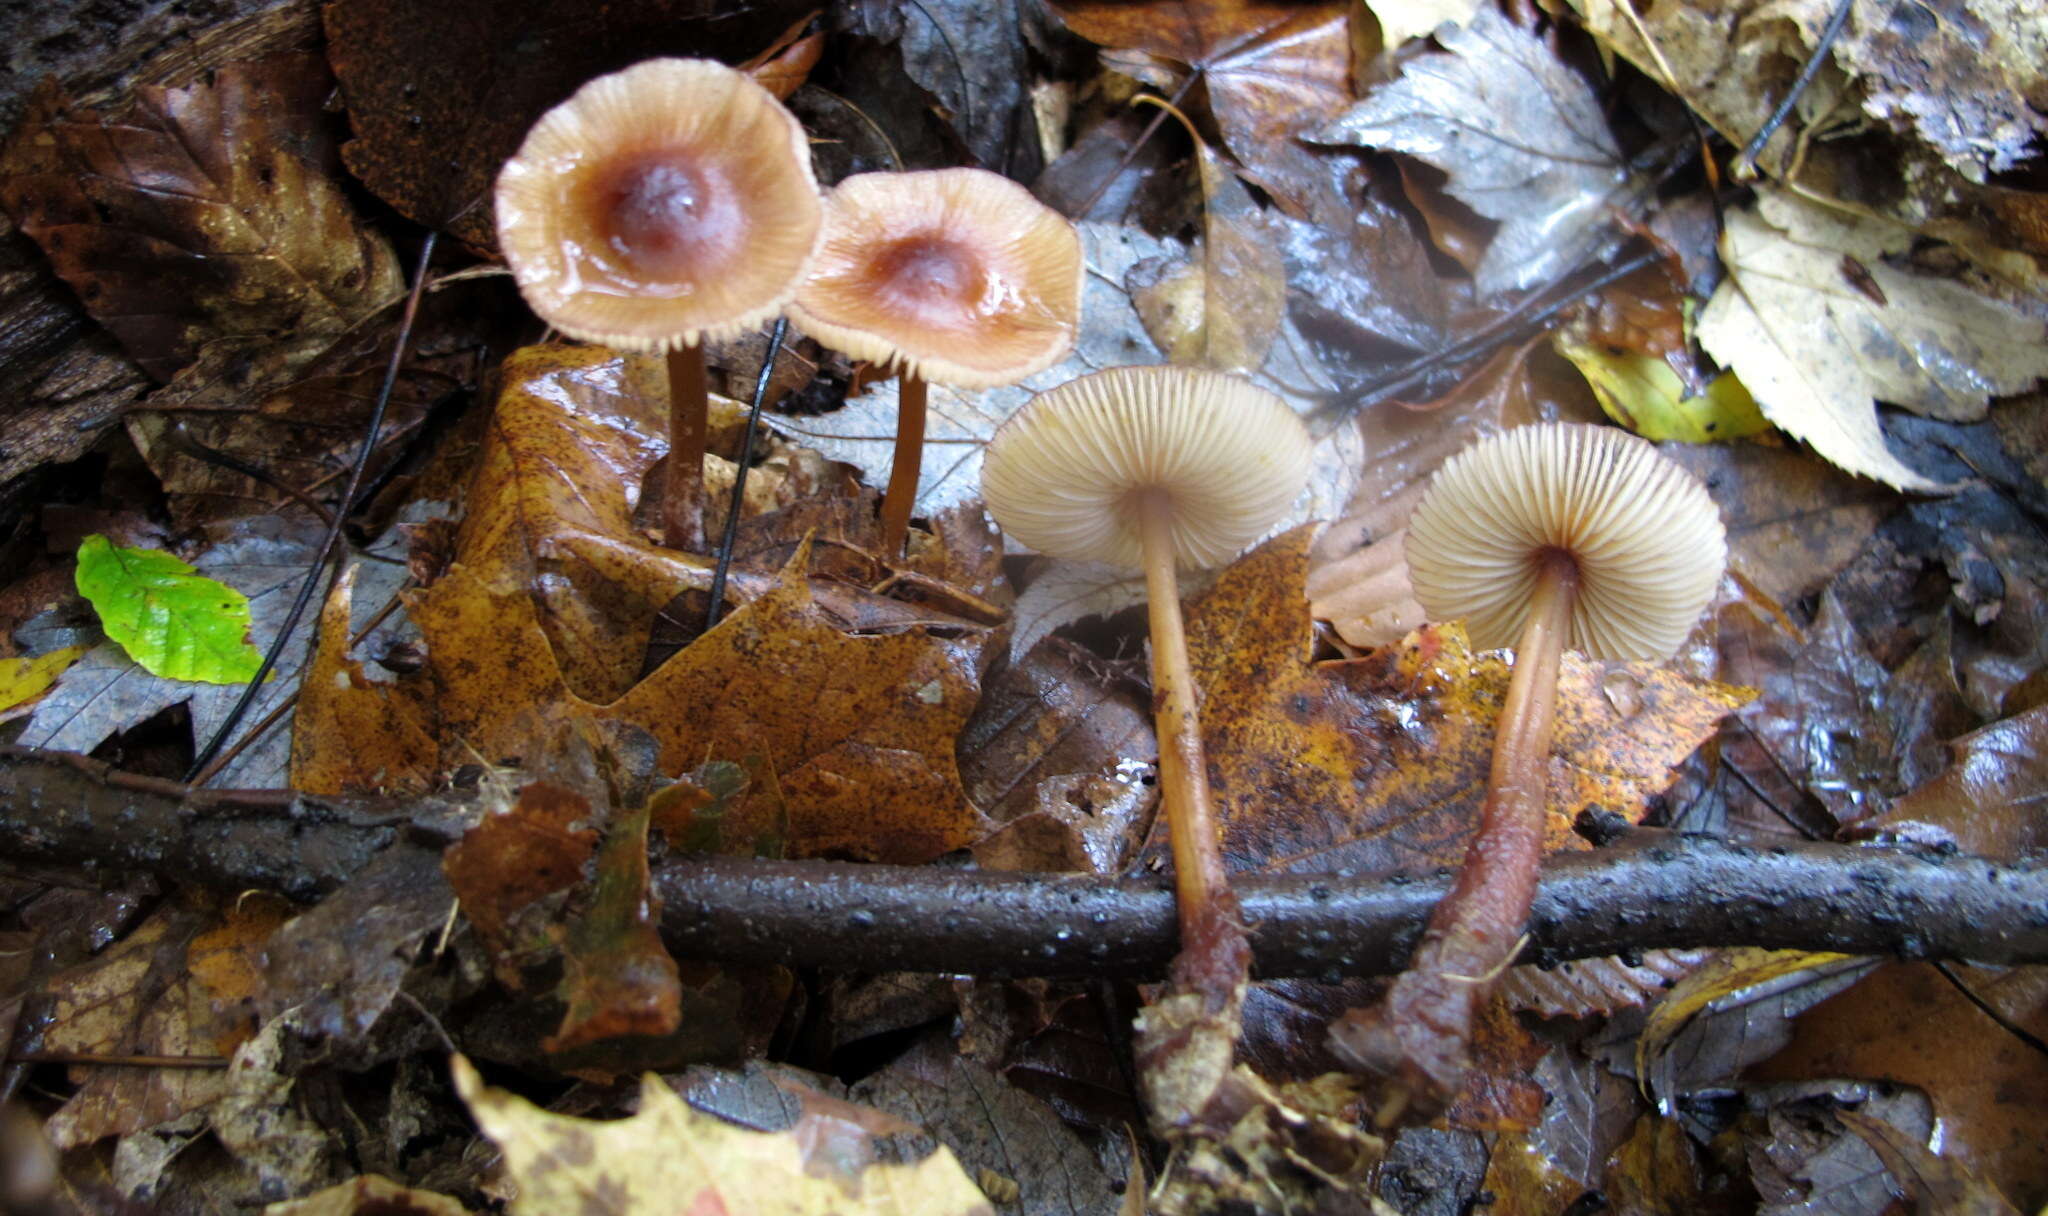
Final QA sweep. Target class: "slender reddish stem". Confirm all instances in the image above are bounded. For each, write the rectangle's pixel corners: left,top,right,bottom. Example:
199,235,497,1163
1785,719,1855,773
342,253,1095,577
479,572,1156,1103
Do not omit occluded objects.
1329,549,1580,1109
663,343,709,552
1138,492,1233,940
879,373,927,558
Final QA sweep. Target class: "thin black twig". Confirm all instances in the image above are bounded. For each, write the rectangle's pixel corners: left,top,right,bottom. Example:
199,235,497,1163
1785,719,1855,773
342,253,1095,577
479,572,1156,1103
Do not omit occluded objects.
1731,0,1855,179
705,317,787,631
184,231,439,784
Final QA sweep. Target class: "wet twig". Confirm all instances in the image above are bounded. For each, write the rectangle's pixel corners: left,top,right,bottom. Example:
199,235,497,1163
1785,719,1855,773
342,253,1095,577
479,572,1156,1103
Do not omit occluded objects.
3,746,2044,976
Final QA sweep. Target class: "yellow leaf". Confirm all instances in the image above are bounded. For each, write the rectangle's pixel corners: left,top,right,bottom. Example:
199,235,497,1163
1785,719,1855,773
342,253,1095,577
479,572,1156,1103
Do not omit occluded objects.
0,645,87,713
451,1055,994,1216
1634,947,1857,1092
1557,337,1771,443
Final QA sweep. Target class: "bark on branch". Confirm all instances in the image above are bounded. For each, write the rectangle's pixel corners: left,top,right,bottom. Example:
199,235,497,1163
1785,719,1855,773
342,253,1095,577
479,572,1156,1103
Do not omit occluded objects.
3,745,2045,978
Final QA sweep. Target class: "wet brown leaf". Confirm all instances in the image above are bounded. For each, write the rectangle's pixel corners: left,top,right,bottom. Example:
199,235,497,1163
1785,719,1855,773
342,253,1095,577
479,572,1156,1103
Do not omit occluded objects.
1869,702,2048,859
1753,962,2048,1210
323,0,815,250
1839,1108,2024,1216
0,56,401,381
441,780,598,986
1049,0,1353,217
741,12,826,101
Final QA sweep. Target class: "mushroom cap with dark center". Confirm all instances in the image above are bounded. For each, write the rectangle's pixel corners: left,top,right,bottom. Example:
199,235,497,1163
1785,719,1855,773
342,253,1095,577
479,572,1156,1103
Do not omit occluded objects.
788,169,1084,388
496,58,822,350
980,365,1314,569
1404,422,1726,661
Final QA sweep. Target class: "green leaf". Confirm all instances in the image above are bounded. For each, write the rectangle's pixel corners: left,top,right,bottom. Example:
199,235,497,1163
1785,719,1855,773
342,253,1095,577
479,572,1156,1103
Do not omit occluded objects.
74,535,265,684
1557,336,1772,444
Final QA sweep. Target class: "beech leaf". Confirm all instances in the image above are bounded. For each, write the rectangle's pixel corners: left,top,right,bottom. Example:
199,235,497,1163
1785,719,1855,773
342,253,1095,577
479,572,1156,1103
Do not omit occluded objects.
73,534,263,684
1696,188,2048,490
451,1056,995,1215
1314,7,1629,295
1556,337,1771,444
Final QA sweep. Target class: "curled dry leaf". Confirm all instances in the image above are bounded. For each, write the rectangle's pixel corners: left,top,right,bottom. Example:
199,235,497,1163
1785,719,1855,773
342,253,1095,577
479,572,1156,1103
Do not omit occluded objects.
1697,188,2048,491
1314,7,1631,296
1048,0,1353,217
0,56,400,381
451,1055,996,1215
545,802,681,1058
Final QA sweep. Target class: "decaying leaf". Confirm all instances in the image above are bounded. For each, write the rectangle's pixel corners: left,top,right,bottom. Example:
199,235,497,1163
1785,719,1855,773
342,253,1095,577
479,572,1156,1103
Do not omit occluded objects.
1007,562,1148,661
1049,0,1352,217
1366,0,1481,47
1839,1107,2025,1216
1186,528,1749,878
1315,7,1630,296
451,1055,996,1215
1697,188,2048,490
263,1175,470,1216
0,57,400,381
1870,702,2048,858
442,779,599,986
545,802,681,1056
35,892,283,1148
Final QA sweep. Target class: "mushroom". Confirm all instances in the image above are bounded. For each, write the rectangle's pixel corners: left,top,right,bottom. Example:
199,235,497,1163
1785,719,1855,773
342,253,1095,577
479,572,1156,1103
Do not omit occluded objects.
496,58,822,551
791,168,1082,558
981,365,1312,953
1330,421,1725,1113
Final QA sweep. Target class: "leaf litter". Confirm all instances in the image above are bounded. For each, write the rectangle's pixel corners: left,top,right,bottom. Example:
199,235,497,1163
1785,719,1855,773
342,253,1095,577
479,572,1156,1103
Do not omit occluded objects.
1,0,2046,1210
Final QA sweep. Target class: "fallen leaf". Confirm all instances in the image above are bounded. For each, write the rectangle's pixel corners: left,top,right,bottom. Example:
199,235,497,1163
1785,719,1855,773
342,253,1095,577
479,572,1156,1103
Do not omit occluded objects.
34,894,258,1147
1831,0,2047,183
1556,337,1771,444
1600,1114,1710,1215
741,12,826,102
262,1175,470,1216
1627,948,1876,1124
0,57,401,381
212,1016,341,1200
1839,1107,2024,1216
26,514,419,788
1314,7,1631,296
1048,0,1352,217
73,534,263,683
0,643,87,714
322,0,815,250
1366,0,1480,47
1126,124,1286,373
1753,963,2048,1209
442,780,599,986
1187,528,1748,878
545,802,681,1056
1006,562,1148,661
451,1055,995,1215
1870,702,2048,858
1696,188,2048,490
1743,1082,1936,1216
838,0,1036,176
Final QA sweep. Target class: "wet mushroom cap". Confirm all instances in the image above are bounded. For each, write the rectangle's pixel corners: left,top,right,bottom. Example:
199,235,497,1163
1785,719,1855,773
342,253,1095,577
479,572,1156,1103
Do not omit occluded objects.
788,169,1084,388
981,365,1314,569
496,58,822,350
1405,422,1726,661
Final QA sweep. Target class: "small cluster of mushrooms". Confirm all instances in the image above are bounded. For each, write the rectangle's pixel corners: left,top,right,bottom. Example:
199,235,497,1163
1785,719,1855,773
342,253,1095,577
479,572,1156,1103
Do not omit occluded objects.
494,56,1729,1136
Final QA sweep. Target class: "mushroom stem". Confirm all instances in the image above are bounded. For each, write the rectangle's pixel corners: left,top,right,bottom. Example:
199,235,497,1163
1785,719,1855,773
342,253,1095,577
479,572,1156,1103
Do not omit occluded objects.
1138,490,1234,941
879,373,928,557
1329,548,1580,1110
663,342,710,552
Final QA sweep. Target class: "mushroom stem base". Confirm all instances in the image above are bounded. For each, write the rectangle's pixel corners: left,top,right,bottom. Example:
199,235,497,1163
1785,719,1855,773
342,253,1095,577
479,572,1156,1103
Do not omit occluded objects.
1328,550,1580,1112
663,343,709,552
879,374,927,558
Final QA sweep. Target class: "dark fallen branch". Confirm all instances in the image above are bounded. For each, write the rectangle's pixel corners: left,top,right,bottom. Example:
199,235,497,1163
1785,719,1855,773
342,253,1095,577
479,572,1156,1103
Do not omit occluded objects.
4,745,2045,977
